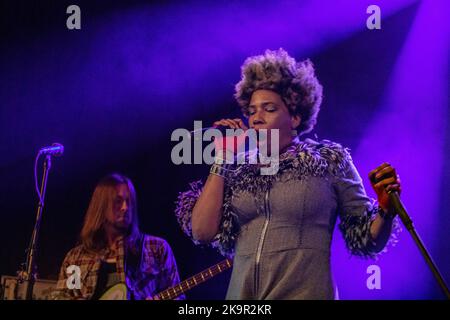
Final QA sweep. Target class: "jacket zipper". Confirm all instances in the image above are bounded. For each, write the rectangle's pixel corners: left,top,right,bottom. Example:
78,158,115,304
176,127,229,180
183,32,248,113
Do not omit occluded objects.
254,189,270,297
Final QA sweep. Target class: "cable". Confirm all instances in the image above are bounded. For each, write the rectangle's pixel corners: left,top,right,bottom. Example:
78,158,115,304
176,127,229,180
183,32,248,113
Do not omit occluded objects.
34,151,42,204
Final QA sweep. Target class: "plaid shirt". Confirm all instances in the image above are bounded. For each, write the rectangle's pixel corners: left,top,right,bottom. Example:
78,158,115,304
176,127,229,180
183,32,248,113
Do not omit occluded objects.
54,234,184,300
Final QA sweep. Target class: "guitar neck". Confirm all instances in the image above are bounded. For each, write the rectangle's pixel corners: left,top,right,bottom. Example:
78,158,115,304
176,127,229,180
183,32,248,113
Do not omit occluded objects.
155,258,232,300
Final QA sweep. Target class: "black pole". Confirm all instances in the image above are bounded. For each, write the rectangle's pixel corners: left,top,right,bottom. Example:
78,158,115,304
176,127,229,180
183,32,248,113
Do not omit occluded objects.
389,191,450,299
21,155,52,300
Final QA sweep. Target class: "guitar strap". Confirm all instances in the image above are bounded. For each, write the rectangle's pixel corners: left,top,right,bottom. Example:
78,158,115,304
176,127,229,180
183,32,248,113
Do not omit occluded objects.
125,234,145,300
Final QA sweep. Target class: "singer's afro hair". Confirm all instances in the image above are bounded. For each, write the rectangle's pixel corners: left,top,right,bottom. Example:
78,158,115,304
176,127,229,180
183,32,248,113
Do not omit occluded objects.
234,48,323,136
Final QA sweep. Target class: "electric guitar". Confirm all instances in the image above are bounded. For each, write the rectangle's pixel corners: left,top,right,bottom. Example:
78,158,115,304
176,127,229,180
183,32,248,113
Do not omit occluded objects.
99,258,233,300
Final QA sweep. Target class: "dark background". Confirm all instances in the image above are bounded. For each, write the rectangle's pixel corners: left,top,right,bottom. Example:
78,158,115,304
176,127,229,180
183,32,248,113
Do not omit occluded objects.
1,0,448,299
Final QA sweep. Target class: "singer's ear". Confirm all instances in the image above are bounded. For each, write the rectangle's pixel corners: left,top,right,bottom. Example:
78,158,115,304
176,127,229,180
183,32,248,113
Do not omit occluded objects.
291,114,301,129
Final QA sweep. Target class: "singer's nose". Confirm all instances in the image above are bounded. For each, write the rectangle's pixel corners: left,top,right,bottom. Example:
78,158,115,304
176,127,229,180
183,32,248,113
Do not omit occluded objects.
120,200,128,213
251,109,266,126
251,117,265,128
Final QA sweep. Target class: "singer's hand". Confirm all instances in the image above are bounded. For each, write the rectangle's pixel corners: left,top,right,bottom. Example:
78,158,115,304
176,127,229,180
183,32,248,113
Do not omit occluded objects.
369,162,402,213
212,118,248,161
213,118,248,130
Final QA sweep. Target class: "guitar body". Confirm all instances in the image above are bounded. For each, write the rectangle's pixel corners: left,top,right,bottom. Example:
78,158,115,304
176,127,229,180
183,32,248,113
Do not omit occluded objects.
99,283,127,300
98,258,232,300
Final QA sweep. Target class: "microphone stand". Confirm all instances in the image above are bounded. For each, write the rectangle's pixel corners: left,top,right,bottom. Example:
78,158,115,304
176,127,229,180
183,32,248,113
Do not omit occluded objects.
389,191,450,299
17,154,52,300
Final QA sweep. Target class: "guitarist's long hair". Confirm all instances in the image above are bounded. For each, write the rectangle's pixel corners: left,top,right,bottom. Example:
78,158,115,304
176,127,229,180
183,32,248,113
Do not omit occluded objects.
80,173,141,253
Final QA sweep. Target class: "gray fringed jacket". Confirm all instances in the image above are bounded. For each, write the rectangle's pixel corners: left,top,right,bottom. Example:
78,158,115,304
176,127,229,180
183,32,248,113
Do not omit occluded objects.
176,139,400,299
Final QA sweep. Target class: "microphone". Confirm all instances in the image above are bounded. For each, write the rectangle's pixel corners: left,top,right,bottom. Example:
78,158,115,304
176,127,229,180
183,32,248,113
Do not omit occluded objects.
39,143,64,157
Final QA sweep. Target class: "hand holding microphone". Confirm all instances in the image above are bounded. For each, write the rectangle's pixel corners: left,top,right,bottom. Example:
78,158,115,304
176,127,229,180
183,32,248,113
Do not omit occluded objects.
211,118,248,162
369,162,402,218
212,118,248,131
